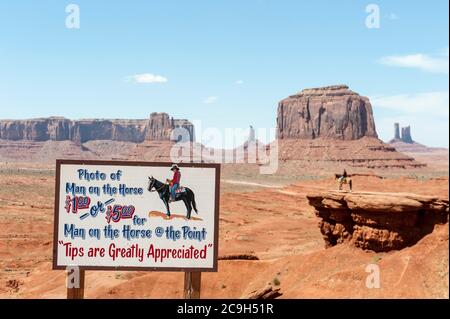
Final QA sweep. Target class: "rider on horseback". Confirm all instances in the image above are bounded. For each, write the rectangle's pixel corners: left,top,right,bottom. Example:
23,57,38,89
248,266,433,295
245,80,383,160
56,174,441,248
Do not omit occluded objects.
167,164,181,202
338,169,347,184
338,169,352,192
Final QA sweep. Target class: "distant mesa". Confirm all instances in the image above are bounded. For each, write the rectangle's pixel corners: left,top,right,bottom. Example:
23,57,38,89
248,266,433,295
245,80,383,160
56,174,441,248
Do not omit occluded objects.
0,112,194,144
0,112,195,163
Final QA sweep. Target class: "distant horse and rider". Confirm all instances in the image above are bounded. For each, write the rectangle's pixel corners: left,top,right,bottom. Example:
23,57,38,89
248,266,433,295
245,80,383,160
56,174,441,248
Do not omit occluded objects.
335,169,352,192
147,164,198,220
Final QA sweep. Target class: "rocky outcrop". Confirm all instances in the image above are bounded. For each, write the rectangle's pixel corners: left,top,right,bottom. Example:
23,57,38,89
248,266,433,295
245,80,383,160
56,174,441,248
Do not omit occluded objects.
307,191,449,252
401,126,413,144
245,285,282,299
146,112,172,141
146,112,194,142
277,85,378,140
394,123,401,140
172,119,195,142
0,113,194,143
218,254,259,261
390,123,415,144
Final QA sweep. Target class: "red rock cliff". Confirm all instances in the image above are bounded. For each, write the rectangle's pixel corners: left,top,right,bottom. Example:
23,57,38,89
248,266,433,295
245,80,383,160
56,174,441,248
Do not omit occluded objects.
307,191,449,252
277,85,378,140
0,113,194,143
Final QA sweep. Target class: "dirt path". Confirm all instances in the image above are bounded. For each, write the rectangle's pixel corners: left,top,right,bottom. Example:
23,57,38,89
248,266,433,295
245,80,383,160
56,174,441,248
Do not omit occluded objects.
222,179,284,188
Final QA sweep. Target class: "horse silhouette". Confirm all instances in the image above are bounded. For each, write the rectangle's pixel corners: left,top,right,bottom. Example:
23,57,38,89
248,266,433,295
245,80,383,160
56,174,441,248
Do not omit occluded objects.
335,173,352,192
147,176,198,219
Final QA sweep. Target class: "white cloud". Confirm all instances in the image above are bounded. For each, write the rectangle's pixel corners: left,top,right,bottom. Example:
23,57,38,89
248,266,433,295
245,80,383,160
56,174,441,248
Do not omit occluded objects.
203,96,218,104
379,49,449,74
371,91,449,117
235,80,244,85
125,73,168,83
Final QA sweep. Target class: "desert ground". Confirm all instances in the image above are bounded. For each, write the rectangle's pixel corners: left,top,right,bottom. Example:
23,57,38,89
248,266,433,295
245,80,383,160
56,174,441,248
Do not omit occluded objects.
0,151,448,299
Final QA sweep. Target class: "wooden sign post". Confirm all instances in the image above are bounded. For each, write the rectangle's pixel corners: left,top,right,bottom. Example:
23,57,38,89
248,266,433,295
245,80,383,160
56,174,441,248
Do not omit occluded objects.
184,272,201,299
67,269,85,299
53,160,220,299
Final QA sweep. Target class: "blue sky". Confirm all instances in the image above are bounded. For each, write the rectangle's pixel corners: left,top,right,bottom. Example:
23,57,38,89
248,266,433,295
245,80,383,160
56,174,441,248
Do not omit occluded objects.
0,0,448,147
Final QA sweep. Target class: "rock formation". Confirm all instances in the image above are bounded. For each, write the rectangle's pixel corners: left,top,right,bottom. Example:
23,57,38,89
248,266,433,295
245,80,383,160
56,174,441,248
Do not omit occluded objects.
401,126,413,144
0,117,72,141
218,254,259,261
390,123,415,144
394,123,400,140
277,85,378,140
274,85,426,169
307,191,449,252
0,113,194,143
245,285,282,299
248,125,256,142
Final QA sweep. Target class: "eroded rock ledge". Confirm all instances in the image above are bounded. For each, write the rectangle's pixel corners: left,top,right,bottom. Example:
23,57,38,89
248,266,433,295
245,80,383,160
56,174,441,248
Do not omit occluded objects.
307,191,449,252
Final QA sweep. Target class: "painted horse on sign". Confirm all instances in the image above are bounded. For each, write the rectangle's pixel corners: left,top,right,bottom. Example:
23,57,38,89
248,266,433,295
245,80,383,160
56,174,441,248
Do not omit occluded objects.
147,177,198,219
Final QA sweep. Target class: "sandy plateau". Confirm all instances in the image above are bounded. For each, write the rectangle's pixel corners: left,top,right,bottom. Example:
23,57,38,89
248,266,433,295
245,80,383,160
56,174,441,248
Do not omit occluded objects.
0,151,448,299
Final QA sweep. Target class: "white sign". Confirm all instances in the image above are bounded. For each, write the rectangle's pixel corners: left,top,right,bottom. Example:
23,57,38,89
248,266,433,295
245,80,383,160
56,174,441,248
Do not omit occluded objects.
53,160,220,271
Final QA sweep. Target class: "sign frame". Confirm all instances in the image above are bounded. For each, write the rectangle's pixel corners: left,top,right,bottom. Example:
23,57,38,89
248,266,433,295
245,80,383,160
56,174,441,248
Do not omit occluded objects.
52,159,220,273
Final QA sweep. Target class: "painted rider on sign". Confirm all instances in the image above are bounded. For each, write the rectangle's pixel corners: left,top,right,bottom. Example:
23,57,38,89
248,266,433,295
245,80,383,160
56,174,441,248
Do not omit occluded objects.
167,164,181,202
148,164,198,219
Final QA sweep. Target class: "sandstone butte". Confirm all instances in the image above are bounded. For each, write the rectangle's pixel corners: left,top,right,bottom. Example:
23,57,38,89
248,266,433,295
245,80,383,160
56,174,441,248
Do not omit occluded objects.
273,85,425,169
307,190,449,252
277,84,377,140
